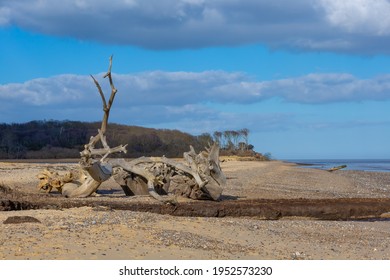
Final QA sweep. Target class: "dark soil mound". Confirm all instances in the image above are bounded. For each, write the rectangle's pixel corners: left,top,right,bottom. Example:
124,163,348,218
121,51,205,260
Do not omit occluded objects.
1,187,390,220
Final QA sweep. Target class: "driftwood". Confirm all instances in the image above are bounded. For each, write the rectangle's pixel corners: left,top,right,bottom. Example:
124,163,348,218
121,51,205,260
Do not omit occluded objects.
37,169,74,193
327,165,347,172
111,143,225,201
37,56,226,203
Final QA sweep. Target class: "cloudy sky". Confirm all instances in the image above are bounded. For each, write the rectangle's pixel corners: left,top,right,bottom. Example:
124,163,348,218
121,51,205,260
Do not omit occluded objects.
1,0,390,159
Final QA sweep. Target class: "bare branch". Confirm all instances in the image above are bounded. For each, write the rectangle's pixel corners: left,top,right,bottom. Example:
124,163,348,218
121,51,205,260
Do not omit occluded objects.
98,129,109,149
81,56,119,162
82,144,127,158
90,74,107,111
103,55,113,79
101,55,117,134
103,55,117,109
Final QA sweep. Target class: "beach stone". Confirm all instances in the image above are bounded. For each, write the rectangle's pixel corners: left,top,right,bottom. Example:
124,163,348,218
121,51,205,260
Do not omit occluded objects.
3,216,41,224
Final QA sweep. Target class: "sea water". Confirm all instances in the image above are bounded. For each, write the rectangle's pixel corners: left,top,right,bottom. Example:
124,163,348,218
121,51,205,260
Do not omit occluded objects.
287,159,390,172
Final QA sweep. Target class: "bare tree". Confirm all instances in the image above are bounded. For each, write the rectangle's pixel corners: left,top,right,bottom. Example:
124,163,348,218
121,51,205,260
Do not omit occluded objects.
231,130,240,150
213,131,222,147
223,130,233,150
239,128,250,150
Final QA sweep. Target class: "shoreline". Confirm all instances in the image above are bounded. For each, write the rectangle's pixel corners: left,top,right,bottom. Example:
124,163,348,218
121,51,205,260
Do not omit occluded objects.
285,159,390,173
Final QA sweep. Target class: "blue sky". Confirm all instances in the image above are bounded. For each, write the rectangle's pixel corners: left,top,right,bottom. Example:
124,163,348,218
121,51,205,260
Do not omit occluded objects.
1,0,390,159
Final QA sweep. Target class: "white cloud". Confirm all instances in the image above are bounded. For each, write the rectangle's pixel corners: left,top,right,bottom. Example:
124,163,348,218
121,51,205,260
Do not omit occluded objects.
1,0,390,53
2,71,390,109
0,75,93,106
0,6,10,25
275,73,390,103
320,0,390,35
1,70,389,136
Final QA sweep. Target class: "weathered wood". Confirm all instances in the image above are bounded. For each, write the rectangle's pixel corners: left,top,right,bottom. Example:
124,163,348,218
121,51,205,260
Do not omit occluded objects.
109,142,226,201
328,165,347,172
109,158,177,204
37,169,74,193
62,176,101,198
67,55,126,198
113,168,151,196
36,56,226,203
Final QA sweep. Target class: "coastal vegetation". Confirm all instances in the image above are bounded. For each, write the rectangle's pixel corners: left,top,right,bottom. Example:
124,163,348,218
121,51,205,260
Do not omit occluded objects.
0,120,267,160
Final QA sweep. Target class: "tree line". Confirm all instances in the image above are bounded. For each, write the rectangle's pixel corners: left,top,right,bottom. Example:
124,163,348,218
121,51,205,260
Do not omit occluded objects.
212,128,252,151
0,120,205,159
0,120,268,160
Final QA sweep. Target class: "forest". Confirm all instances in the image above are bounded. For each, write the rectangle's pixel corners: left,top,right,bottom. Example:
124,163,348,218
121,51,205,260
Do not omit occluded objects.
0,120,266,160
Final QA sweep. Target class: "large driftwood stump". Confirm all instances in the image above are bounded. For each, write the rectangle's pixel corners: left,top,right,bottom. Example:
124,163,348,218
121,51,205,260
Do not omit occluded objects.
112,143,226,201
37,56,226,203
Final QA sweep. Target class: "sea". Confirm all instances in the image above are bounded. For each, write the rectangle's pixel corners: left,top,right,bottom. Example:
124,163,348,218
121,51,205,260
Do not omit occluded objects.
286,159,390,173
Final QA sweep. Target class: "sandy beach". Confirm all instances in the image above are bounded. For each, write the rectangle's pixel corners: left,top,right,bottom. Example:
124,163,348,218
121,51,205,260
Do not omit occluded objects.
1,159,390,260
